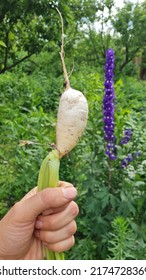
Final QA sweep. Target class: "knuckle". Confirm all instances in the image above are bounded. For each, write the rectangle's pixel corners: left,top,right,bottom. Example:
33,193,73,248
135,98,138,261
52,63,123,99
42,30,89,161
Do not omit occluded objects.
66,221,77,236
46,242,62,253
47,216,56,231
67,236,75,250
70,201,79,217
47,236,75,253
71,235,75,246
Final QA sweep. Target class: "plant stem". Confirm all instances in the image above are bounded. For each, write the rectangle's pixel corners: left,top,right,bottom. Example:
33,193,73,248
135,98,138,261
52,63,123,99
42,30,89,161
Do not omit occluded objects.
44,247,64,260
37,149,64,260
56,7,70,90
108,159,112,189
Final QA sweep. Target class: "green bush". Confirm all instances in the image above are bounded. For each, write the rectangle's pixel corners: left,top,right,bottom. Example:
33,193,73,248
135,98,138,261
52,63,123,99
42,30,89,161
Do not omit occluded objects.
0,55,146,259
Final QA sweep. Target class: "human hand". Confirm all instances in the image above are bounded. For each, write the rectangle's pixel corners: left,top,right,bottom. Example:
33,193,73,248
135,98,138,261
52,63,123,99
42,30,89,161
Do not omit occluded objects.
0,181,78,260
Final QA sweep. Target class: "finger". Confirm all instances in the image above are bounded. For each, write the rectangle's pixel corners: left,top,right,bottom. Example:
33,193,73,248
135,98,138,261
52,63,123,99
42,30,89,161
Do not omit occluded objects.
15,186,77,221
22,181,74,202
58,181,74,188
42,204,68,216
41,182,76,216
44,236,75,253
35,201,79,230
34,220,77,244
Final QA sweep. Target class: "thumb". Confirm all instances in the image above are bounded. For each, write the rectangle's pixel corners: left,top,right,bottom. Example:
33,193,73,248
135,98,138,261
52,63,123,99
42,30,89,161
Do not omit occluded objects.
16,186,77,221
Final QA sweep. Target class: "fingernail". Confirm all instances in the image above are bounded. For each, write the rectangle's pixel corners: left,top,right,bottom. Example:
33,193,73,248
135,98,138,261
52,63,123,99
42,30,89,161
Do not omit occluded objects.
63,187,77,199
35,220,42,229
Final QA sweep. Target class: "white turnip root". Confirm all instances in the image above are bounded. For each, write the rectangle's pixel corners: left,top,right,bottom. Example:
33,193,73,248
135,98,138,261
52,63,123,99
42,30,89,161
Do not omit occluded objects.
56,87,88,157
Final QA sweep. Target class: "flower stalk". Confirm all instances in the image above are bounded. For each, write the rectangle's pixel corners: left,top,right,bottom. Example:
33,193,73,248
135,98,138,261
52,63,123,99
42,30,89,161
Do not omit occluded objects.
103,48,116,161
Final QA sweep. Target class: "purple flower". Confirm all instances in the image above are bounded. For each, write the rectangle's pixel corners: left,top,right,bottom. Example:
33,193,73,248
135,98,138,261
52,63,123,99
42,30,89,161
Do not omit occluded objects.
120,129,132,145
121,154,133,168
120,151,141,168
103,48,116,160
133,151,141,158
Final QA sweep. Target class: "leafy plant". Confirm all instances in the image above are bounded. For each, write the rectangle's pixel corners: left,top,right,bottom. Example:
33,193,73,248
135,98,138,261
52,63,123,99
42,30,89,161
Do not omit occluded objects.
107,216,136,260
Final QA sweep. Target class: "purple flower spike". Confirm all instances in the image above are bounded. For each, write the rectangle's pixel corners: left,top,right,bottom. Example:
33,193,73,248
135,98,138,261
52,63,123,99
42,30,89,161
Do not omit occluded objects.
103,48,116,160
120,129,132,145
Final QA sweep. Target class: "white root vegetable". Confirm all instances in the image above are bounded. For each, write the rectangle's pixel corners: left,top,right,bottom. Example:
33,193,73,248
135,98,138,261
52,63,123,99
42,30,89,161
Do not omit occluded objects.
56,87,88,156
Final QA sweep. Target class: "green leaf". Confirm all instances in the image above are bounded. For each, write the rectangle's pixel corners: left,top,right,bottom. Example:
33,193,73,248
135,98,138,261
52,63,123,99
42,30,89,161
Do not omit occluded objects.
0,40,6,48
134,181,145,187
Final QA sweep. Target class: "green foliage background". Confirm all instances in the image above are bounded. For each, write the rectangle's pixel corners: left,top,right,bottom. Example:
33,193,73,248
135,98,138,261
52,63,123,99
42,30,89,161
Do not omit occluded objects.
0,0,146,260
